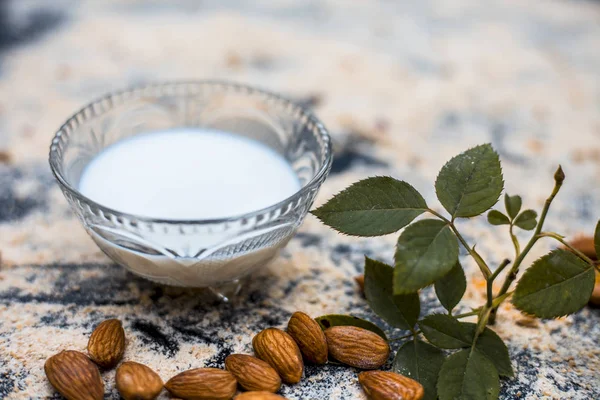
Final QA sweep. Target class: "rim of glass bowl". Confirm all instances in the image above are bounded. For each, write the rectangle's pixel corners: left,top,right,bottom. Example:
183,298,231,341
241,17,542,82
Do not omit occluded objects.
48,80,333,226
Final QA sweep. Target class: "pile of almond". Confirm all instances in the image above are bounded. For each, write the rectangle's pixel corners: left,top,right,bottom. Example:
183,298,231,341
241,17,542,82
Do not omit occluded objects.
44,312,423,400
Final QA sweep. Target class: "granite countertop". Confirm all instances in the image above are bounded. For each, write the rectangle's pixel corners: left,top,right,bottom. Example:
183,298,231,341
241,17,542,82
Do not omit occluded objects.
1,0,600,398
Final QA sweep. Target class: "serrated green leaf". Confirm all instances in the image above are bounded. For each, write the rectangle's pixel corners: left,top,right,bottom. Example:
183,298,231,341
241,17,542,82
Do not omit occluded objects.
315,314,387,340
462,323,514,377
311,177,427,236
504,194,522,219
434,262,466,312
419,314,470,349
394,220,459,294
594,220,600,260
487,210,510,226
513,249,595,318
434,144,504,218
393,339,445,400
437,348,500,400
513,209,537,230
365,257,420,330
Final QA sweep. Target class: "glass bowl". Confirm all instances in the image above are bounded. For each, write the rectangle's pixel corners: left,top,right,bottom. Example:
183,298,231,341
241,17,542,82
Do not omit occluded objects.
49,81,332,297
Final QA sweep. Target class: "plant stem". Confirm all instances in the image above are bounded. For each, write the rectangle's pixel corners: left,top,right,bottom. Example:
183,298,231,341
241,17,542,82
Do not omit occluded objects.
428,209,492,279
492,291,513,307
496,175,562,295
489,166,564,324
538,232,596,265
473,306,492,347
509,224,520,259
454,309,481,319
389,331,420,342
489,259,511,282
388,310,480,342
487,259,511,307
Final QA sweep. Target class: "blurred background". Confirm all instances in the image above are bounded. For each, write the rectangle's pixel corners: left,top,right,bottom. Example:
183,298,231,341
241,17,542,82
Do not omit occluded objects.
1,0,599,160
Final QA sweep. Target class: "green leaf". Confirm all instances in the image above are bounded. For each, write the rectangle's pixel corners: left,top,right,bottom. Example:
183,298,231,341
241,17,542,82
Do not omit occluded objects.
437,349,500,400
434,262,467,312
462,323,514,377
315,314,387,340
434,144,504,218
311,177,427,237
487,210,510,226
513,209,537,230
504,194,522,219
418,314,470,349
594,220,600,260
393,339,445,400
365,257,420,330
394,220,459,294
513,249,595,318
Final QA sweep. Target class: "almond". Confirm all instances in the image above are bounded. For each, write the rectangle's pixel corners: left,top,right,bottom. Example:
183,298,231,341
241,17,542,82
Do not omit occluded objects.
358,370,424,400
225,354,281,392
116,361,163,400
566,236,597,260
87,318,125,368
286,312,328,364
165,368,237,400
234,392,287,400
252,328,304,384
355,274,365,293
324,326,389,369
44,350,104,400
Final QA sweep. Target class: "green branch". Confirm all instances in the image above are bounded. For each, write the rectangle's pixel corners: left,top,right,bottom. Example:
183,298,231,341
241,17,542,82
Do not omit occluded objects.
388,310,481,342
473,306,492,347
489,259,511,283
428,209,492,279
490,166,564,321
389,331,420,342
509,224,520,259
487,259,511,307
454,309,481,319
538,232,596,265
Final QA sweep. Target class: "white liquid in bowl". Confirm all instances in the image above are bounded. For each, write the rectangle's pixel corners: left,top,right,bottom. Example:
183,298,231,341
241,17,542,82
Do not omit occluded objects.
78,128,301,220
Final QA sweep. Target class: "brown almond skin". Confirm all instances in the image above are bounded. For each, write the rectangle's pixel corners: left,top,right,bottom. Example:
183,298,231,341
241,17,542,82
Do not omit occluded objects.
87,319,125,368
252,328,304,384
116,361,163,400
286,312,328,365
359,370,424,400
234,392,287,400
44,350,104,400
324,326,389,369
225,354,281,392
566,236,597,260
355,275,365,293
165,368,237,400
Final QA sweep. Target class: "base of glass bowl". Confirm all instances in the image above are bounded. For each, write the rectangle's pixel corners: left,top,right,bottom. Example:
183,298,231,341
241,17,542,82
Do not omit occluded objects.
87,228,289,292
206,279,245,302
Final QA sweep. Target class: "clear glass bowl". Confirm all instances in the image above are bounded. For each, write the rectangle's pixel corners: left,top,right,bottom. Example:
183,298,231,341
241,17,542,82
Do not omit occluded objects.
49,81,332,296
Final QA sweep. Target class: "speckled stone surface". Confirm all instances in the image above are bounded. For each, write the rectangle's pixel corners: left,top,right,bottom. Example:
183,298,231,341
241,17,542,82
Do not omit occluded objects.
1,0,599,398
